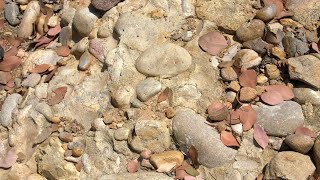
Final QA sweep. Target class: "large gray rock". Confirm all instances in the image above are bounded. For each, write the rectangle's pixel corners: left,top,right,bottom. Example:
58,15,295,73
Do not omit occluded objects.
173,108,237,168
72,8,98,36
293,87,320,105
253,101,304,137
196,0,257,31
264,151,315,180
136,43,192,78
288,55,320,89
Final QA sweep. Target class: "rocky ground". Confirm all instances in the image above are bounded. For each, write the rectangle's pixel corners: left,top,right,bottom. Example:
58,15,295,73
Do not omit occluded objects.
0,0,319,179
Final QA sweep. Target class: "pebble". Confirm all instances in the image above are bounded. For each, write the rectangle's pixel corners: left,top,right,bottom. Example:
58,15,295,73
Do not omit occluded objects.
136,78,162,102
131,98,143,108
0,94,22,127
236,19,265,42
60,7,76,26
48,16,58,27
21,73,41,87
136,43,192,78
97,23,110,38
88,39,105,62
130,120,170,153
4,3,20,26
231,123,243,136
91,0,122,11
59,132,73,143
51,116,61,124
173,108,237,168
226,91,237,103
253,101,304,137
228,81,241,92
78,51,92,71
282,35,309,58
91,118,105,131
72,8,98,36
255,4,277,22
242,38,270,55
149,151,184,170
111,86,135,108
35,102,53,122
233,49,262,69
35,83,48,99
280,18,303,28
288,55,320,88
239,87,257,102
114,127,130,141
284,134,314,154
314,136,320,174
72,142,84,157
271,47,286,60
18,1,40,38
165,107,176,119
257,74,268,84
220,67,238,81
293,87,320,105
265,64,280,79
264,151,315,180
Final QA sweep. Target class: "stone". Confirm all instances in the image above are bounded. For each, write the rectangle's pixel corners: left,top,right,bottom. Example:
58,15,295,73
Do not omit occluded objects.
265,64,280,79
231,123,243,136
129,120,171,153
280,18,303,29
226,91,237,103
264,151,315,180
284,134,314,154
165,107,176,119
48,15,58,27
136,78,162,102
91,0,122,11
228,81,241,92
35,83,48,99
243,38,270,55
35,102,53,122
21,73,41,87
288,55,320,88
196,0,257,31
18,1,40,38
91,118,105,131
114,127,130,141
111,85,135,108
271,47,286,60
233,49,262,69
136,43,192,78
99,172,172,180
236,19,265,42
257,74,268,84
4,3,20,26
88,39,105,62
72,8,98,36
0,94,22,127
293,87,320,105
253,101,304,137
78,51,92,71
239,87,257,102
60,7,75,26
149,151,184,170
59,26,72,47
255,4,277,22
283,35,309,58
72,142,84,157
97,23,110,38
220,67,238,81
173,108,237,168
59,132,73,143
113,140,132,156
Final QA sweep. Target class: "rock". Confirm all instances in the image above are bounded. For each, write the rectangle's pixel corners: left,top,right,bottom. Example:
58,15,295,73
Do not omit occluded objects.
196,0,257,31
173,108,237,168
293,87,320,105
72,142,84,157
91,118,105,131
72,8,98,36
113,140,132,156
239,87,257,102
91,0,122,11
136,43,192,78
284,134,314,154
231,123,243,136
88,39,105,62
271,47,286,60
48,15,58,27
18,1,40,38
149,151,184,170
257,74,268,84
35,83,48,99
233,49,262,69
0,94,22,127
283,35,309,58
111,85,135,108
288,55,320,88
129,120,171,153
255,4,277,22
220,67,238,81
21,73,41,87
27,174,46,180
78,51,92,71
253,101,304,137
165,107,176,119
114,127,130,141
286,0,320,31
97,23,110,38
99,172,172,180
314,136,320,175
228,81,241,92
226,91,237,103
35,102,53,122
232,157,259,171
243,38,270,55
4,3,20,26
236,19,265,42
136,78,162,102
59,132,73,143
265,64,280,79
264,151,315,180
59,26,72,47
60,7,75,26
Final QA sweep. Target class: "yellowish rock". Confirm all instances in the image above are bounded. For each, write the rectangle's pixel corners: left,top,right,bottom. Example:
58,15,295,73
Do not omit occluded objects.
280,18,303,28
228,81,241,92
257,74,268,84
271,47,286,60
265,64,280,79
149,151,184,172
48,15,59,27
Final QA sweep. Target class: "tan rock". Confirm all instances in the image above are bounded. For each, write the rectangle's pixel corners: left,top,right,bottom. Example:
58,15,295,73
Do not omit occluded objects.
228,81,241,92
233,49,262,69
257,74,268,84
239,87,257,102
271,47,286,60
265,64,280,79
149,151,184,171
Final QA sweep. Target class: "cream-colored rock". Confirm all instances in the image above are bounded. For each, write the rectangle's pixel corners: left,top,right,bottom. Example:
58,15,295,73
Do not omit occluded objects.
149,151,184,171
18,1,40,38
233,49,262,69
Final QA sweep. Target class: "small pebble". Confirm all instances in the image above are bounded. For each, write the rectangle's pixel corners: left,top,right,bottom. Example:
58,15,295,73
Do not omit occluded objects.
51,116,61,123
4,3,20,26
285,134,314,154
231,123,243,136
59,26,72,47
228,81,241,92
21,73,41,87
47,16,58,27
65,156,80,163
91,118,105,131
271,47,286,60
165,107,176,118
64,150,72,157
265,64,280,79
220,67,238,81
59,132,73,143
140,149,152,159
255,4,277,22
236,19,265,42
131,98,143,108
226,91,237,103
114,127,130,141
239,87,257,102
72,142,84,157
233,49,262,69
257,74,268,84
78,51,91,71
136,78,162,102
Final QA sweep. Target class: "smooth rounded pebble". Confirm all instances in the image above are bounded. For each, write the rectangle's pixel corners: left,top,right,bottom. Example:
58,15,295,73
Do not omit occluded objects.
72,8,97,36
4,3,20,26
236,19,265,42
136,78,162,102
18,1,40,38
284,134,314,154
0,94,22,127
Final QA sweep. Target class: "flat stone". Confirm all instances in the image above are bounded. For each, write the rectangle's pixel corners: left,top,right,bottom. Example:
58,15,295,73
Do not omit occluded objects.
0,94,22,127
129,120,171,153
21,73,41,88
236,19,265,42
99,172,172,180
196,0,257,31
288,55,320,88
111,85,135,108
293,87,320,105
72,8,97,36
265,64,280,79
173,108,237,168
78,51,92,71
4,3,20,26
239,87,257,102
149,151,184,170
284,134,314,154
136,78,162,102
91,0,122,11
233,49,262,69
283,36,309,58
220,67,238,81
253,101,304,137
264,151,315,180
136,43,192,78
114,127,130,141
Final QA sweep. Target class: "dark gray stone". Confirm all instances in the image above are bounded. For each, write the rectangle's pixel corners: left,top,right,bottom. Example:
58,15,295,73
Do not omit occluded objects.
4,3,20,26
91,0,122,11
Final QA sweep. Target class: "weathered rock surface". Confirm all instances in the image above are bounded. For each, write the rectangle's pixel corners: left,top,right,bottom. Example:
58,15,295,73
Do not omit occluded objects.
173,108,237,168
18,1,40,38
136,78,162,102
293,87,320,105
0,94,22,127
285,134,314,154
73,8,98,36
4,3,20,26
99,171,173,180
91,0,122,11
253,101,304,137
